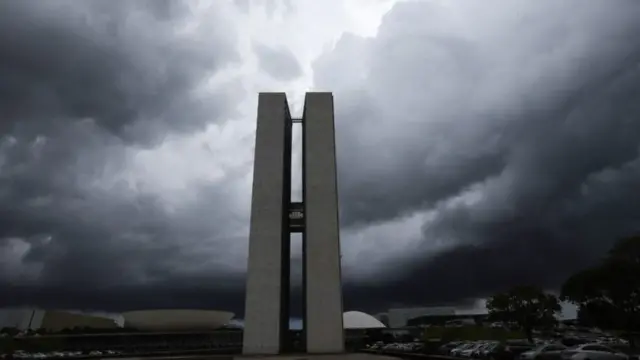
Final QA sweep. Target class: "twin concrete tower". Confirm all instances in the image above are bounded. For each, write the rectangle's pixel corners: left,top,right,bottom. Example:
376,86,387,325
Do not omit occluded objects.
242,93,345,354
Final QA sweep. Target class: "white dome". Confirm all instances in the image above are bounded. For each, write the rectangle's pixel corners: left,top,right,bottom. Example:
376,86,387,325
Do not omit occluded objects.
122,309,234,331
343,311,386,329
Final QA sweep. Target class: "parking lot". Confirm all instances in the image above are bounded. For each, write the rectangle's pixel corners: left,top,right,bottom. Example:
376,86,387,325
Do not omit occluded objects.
365,336,636,360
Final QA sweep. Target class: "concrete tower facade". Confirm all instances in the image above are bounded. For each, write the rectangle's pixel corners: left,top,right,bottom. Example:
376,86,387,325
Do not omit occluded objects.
242,93,345,355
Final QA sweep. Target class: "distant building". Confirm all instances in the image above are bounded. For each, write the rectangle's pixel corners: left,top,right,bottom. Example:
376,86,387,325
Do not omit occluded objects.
407,313,489,327
374,313,390,327
386,307,456,328
0,308,118,331
343,311,386,329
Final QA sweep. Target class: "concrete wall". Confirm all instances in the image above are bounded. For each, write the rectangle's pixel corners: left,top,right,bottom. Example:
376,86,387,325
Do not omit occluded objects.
303,92,345,353
243,93,292,355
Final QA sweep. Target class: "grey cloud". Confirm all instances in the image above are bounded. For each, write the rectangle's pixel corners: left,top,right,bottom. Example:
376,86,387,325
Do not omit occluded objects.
314,0,640,307
0,161,251,310
0,0,240,145
253,42,303,81
4,0,640,316
0,1,250,313
1,283,245,313
234,0,294,18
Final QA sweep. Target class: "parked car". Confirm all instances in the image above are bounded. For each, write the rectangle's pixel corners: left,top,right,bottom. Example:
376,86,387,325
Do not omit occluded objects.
452,343,478,357
461,343,487,357
474,342,498,359
561,344,629,360
440,341,465,355
496,341,536,360
520,343,567,360
475,342,500,358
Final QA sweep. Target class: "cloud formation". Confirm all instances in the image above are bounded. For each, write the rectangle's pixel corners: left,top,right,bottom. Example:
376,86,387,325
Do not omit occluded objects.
1,0,640,317
253,43,303,81
0,0,240,144
324,0,640,304
0,0,250,310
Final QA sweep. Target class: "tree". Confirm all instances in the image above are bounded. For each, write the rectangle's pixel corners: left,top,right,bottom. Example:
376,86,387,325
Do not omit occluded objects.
0,327,19,336
486,285,561,342
561,236,640,346
606,235,640,265
576,300,618,329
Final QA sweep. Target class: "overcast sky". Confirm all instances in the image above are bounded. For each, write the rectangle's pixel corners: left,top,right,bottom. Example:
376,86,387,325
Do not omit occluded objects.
1,0,640,318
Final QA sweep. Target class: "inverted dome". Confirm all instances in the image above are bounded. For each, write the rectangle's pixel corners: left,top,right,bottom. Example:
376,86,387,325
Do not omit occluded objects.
122,309,234,331
343,311,386,329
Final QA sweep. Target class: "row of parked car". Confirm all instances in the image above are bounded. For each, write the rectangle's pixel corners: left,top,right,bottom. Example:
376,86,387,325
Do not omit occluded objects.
1,349,121,359
439,340,633,360
439,340,504,358
366,342,425,353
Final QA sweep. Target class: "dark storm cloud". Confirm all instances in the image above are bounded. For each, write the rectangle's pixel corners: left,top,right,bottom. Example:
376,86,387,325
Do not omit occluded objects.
313,0,640,308
340,235,583,314
0,0,249,312
1,282,245,313
0,0,239,144
0,158,251,312
4,0,640,317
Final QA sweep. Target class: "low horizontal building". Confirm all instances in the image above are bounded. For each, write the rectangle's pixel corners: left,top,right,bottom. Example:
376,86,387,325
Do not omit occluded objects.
407,313,488,327
386,307,457,328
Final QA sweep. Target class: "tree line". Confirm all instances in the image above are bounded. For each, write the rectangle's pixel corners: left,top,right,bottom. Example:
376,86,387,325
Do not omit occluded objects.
486,236,640,345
